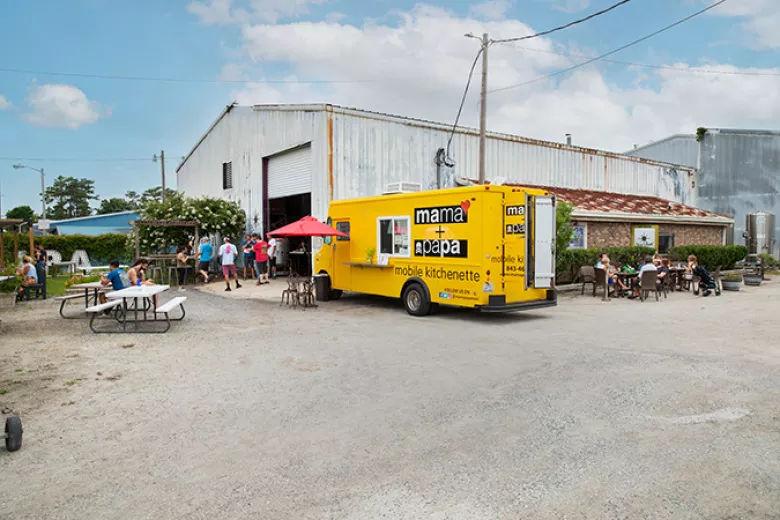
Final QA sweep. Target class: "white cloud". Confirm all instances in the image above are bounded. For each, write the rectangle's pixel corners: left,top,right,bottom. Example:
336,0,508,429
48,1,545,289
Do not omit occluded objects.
0,94,11,110
188,0,325,25
704,0,780,49
218,3,780,152
24,84,108,129
469,0,511,21
553,0,589,14
325,11,346,23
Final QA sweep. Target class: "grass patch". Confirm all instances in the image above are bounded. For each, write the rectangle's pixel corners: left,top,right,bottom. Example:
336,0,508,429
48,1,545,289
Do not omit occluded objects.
63,380,77,386
0,389,10,395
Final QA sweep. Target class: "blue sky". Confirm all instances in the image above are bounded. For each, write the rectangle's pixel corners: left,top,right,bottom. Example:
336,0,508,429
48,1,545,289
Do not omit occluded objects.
0,0,776,215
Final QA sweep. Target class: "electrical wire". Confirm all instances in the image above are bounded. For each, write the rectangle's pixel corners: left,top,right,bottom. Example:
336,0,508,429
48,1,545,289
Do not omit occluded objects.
0,66,412,85
444,47,484,166
489,0,729,94
0,157,169,162
492,0,633,44
498,42,780,77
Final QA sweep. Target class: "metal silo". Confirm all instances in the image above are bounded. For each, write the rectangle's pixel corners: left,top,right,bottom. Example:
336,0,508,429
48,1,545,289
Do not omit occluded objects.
746,212,776,256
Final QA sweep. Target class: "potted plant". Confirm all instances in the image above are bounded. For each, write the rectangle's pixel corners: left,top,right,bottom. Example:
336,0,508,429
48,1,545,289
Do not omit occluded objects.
721,274,742,291
365,247,376,264
743,271,762,286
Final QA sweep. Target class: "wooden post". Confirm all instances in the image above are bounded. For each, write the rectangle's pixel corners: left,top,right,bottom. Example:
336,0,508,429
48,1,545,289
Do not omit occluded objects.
28,224,34,260
13,226,19,266
134,222,140,260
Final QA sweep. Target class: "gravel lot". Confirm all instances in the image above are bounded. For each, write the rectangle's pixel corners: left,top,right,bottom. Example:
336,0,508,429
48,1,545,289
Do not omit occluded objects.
1,281,779,519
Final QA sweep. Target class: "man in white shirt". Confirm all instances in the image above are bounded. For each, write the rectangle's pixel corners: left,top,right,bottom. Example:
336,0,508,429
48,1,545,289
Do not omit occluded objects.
266,233,278,279
218,237,242,292
633,254,657,298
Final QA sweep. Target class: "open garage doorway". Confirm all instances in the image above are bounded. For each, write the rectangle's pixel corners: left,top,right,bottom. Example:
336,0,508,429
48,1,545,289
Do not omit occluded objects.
264,144,313,275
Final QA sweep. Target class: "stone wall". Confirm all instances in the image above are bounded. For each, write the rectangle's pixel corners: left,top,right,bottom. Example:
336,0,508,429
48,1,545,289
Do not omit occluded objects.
584,221,724,249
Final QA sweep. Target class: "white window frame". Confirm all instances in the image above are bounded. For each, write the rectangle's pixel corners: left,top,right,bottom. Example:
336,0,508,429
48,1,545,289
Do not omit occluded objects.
377,216,411,258
569,222,588,249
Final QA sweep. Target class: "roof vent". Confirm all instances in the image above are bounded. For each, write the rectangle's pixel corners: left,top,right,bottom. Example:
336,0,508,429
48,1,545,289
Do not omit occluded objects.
383,181,422,195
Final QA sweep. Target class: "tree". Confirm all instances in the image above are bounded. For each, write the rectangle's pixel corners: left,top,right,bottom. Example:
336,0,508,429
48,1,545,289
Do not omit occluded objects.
137,186,178,206
5,205,36,222
97,198,137,215
556,200,574,257
44,176,98,220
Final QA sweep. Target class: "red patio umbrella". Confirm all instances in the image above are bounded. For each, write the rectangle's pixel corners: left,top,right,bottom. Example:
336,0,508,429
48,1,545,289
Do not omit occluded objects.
268,216,348,238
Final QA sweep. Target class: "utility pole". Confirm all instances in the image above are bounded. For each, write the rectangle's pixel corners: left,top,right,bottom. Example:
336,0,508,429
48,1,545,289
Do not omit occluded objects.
40,167,46,219
153,151,166,204
479,32,489,185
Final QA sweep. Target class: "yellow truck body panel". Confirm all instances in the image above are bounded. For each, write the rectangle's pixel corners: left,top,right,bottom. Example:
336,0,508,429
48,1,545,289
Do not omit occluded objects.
314,185,557,313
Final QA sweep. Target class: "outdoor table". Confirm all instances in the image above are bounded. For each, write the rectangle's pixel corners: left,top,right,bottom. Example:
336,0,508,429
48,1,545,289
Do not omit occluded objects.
107,285,170,331
68,281,111,307
615,272,638,297
288,251,310,276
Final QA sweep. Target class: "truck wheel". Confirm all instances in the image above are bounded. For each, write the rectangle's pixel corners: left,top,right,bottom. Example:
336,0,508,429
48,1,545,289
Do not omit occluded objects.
403,283,431,316
5,416,22,452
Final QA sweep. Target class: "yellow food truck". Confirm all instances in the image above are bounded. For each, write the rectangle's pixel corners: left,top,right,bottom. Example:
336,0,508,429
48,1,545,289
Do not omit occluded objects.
314,185,557,316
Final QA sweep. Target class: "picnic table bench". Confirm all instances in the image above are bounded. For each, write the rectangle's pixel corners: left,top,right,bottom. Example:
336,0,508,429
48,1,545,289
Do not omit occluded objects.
86,285,186,334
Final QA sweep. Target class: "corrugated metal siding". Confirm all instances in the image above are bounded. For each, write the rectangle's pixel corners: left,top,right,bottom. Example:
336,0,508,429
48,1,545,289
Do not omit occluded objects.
625,135,699,168
178,105,697,235
177,107,327,232
330,108,695,206
698,130,780,255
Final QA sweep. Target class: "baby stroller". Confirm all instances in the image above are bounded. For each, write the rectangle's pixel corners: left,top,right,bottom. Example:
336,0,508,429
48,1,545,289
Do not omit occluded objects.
692,266,721,297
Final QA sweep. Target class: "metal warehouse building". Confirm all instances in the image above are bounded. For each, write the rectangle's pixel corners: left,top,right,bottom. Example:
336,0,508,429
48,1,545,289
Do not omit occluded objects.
626,128,780,255
176,103,697,237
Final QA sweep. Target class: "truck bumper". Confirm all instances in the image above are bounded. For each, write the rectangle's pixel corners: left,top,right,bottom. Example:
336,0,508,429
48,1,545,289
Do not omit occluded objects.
477,289,557,313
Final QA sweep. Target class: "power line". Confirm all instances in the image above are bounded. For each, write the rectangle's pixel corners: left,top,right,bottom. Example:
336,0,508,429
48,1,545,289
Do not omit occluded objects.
0,66,411,85
501,42,780,77
492,0,633,44
0,157,173,162
444,47,484,165
489,0,729,94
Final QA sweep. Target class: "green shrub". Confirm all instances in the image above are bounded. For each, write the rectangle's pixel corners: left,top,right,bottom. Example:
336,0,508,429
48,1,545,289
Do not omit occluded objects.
2,233,131,267
668,245,747,270
760,253,778,268
557,246,655,283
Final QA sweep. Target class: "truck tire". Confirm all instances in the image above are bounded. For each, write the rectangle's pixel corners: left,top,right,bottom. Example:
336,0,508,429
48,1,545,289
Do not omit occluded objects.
5,416,22,452
329,289,343,300
403,283,431,316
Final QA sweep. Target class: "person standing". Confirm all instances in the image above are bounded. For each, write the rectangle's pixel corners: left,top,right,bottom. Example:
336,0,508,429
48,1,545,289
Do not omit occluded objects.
176,245,190,292
218,237,242,292
196,237,213,284
267,233,278,279
35,244,48,272
252,233,270,285
241,234,255,280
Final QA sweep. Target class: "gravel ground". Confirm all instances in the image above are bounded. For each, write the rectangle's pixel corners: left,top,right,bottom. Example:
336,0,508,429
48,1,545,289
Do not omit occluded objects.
1,282,779,519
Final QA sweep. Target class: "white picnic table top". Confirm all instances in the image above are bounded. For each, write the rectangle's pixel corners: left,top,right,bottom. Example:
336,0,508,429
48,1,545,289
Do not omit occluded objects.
69,282,108,290
107,284,170,299
0,275,14,283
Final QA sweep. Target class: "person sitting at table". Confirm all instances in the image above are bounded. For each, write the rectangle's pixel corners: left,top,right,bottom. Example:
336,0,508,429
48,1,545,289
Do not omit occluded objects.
686,254,698,272
127,258,155,286
656,257,670,285
630,255,658,298
595,252,626,294
17,256,38,287
98,260,131,304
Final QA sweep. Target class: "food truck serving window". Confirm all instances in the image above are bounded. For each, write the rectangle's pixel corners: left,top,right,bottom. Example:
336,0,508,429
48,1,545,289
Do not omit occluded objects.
378,217,410,257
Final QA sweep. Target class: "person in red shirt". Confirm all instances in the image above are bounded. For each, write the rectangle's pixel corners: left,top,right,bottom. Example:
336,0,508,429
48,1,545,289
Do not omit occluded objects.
252,233,270,285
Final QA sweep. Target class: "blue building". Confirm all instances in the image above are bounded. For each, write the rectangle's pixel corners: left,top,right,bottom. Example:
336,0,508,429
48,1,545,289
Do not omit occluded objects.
35,211,140,236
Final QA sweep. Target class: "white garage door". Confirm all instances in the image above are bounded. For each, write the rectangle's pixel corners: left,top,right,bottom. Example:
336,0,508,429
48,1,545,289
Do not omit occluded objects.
268,145,312,199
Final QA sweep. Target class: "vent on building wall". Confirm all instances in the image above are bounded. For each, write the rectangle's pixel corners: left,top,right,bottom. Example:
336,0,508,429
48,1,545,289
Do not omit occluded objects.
383,181,422,195
222,161,233,190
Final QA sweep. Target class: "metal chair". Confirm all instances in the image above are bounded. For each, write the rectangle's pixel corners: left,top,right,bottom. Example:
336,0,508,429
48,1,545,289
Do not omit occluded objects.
281,274,299,307
579,266,596,295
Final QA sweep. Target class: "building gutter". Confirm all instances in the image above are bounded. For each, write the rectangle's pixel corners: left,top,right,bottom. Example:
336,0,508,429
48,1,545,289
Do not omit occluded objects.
572,210,733,226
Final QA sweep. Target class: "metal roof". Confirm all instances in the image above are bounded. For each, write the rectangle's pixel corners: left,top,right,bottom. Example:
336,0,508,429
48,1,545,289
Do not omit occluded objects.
510,184,733,225
176,103,697,174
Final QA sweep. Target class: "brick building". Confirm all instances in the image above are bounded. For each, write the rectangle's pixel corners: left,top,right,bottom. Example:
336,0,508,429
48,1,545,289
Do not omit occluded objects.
524,186,733,252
